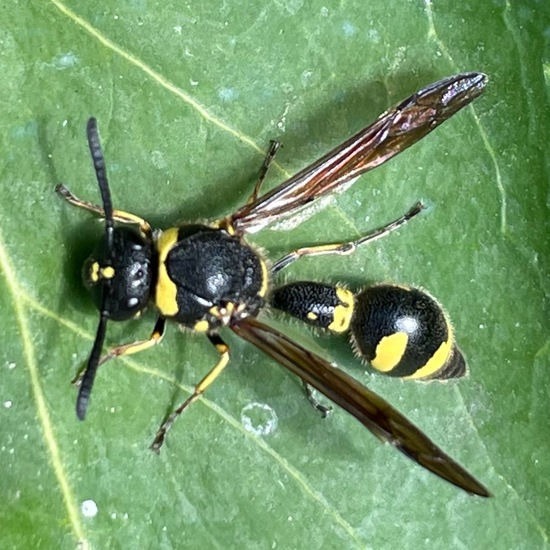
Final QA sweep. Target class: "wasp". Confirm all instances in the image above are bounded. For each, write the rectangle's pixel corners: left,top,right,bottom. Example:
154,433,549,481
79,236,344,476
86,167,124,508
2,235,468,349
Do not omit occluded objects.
57,72,489,496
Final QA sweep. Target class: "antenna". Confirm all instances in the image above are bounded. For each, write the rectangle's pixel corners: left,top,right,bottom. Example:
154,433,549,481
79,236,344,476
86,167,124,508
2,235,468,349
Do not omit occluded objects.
76,118,114,420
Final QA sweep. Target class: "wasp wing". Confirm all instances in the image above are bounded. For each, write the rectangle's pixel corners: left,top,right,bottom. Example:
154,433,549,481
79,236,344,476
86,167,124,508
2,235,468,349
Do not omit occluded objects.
232,316,490,497
228,72,487,234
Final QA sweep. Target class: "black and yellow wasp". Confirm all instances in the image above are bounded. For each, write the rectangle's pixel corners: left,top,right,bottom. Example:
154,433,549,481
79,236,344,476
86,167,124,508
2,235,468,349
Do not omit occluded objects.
57,72,490,497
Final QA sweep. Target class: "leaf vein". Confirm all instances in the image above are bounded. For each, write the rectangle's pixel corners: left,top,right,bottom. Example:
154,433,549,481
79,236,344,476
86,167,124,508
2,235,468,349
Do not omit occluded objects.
23,293,367,546
423,0,506,232
48,0,291,178
0,230,86,545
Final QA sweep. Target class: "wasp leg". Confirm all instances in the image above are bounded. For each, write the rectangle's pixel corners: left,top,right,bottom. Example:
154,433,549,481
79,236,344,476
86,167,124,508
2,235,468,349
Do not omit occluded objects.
302,380,332,418
150,333,230,452
245,140,282,205
55,183,152,238
271,202,424,274
271,203,423,414
71,317,166,386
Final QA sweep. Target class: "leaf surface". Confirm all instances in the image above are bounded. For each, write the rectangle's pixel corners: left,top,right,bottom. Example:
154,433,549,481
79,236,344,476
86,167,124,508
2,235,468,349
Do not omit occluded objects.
1,1,549,548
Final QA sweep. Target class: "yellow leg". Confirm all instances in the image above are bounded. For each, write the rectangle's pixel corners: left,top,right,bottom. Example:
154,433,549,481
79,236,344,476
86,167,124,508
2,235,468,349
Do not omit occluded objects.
56,183,152,238
72,317,166,385
272,202,424,273
150,333,230,452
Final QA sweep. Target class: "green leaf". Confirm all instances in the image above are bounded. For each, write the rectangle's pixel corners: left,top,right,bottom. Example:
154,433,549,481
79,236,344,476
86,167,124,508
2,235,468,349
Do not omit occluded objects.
2,1,549,548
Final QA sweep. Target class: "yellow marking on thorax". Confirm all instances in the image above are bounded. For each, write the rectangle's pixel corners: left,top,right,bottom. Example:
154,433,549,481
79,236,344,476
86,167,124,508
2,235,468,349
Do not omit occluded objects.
212,218,236,236
194,320,210,333
406,322,454,380
209,303,235,318
372,332,408,373
328,287,355,333
155,227,180,317
258,258,269,297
